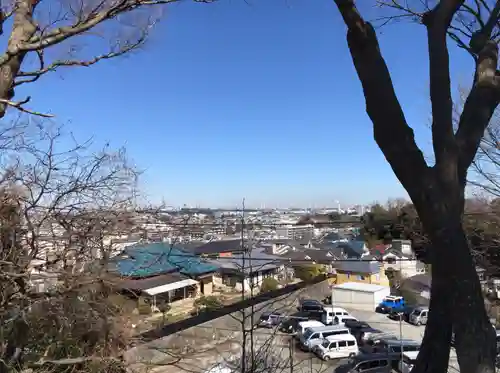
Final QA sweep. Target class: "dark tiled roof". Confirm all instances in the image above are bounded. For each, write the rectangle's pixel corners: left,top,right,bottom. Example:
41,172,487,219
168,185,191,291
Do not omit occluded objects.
187,239,243,255
210,246,281,274
337,241,365,258
334,260,380,274
302,248,339,262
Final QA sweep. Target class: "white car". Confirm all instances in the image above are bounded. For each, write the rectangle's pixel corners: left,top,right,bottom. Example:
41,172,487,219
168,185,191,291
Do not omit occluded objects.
321,306,350,325
314,334,359,361
295,320,324,340
398,351,419,373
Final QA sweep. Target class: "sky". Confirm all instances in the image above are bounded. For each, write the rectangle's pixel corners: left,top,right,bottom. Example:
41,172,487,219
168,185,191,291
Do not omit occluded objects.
17,0,476,208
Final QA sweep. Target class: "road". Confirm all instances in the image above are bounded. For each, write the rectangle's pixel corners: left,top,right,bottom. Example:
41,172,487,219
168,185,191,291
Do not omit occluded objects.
125,282,460,373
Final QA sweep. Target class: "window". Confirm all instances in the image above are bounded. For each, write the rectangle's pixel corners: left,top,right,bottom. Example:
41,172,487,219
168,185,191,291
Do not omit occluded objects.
310,333,320,340
377,360,389,367
358,275,366,281
347,340,356,346
338,341,347,347
356,362,371,372
369,361,381,369
375,273,381,281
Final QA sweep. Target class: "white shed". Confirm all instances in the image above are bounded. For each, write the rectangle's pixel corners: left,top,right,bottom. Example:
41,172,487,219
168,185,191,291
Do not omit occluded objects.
331,282,391,311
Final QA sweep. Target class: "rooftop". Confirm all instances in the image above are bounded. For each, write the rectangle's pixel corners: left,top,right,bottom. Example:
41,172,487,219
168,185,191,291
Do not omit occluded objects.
110,243,219,278
334,259,380,274
332,282,389,292
209,245,282,274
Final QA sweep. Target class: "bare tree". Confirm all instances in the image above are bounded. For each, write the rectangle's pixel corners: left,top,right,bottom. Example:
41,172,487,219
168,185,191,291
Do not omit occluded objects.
0,0,214,118
469,107,500,197
0,120,147,373
332,1,500,373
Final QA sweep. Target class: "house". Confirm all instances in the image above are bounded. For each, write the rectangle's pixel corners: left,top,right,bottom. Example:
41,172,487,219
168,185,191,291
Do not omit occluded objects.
382,248,426,278
109,243,219,311
322,231,349,245
280,248,339,274
187,239,243,258
337,240,368,258
208,245,286,292
333,260,390,286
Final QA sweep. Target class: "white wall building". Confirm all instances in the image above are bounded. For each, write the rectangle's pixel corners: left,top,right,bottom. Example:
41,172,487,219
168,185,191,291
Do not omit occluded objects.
331,282,391,311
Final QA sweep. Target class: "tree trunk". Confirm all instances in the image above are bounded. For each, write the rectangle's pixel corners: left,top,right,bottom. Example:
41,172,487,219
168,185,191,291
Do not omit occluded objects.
412,268,452,373
416,212,497,373
439,224,495,373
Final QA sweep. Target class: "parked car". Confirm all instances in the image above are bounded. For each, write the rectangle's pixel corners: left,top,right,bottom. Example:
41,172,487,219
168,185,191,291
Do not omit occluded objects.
388,305,416,322
360,338,420,368
363,332,399,346
313,334,359,361
375,296,405,314
408,307,429,326
278,316,309,334
321,306,351,325
258,312,282,328
344,320,371,330
398,351,418,373
298,299,324,315
298,325,350,351
355,327,384,345
295,320,325,340
334,353,395,373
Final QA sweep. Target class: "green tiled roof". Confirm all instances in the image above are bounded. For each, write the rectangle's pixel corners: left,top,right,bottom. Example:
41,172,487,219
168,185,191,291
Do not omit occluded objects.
114,243,219,278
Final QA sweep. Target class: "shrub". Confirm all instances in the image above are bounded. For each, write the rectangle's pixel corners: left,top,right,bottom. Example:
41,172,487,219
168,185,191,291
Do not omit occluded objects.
193,295,223,311
293,264,325,281
260,277,279,293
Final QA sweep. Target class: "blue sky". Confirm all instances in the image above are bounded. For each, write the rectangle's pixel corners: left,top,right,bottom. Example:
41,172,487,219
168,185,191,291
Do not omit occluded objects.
20,0,474,208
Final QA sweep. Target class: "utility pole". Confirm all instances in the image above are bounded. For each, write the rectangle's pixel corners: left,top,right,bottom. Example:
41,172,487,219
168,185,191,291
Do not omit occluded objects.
240,198,247,373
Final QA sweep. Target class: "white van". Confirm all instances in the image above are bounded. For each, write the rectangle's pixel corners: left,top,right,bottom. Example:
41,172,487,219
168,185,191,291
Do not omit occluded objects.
299,325,351,351
295,320,324,340
398,351,419,373
314,334,359,361
321,306,350,325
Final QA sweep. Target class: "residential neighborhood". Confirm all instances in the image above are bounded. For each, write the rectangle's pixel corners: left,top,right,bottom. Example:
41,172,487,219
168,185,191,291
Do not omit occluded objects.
1,1,499,373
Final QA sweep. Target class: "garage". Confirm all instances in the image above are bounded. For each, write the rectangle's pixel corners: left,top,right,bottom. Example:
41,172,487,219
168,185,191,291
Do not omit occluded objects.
330,282,391,311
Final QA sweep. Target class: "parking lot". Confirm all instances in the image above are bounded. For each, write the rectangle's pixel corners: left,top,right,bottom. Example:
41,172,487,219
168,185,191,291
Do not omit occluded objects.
126,282,460,373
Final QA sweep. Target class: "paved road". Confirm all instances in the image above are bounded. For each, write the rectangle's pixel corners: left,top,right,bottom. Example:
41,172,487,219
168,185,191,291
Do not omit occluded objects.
126,282,460,373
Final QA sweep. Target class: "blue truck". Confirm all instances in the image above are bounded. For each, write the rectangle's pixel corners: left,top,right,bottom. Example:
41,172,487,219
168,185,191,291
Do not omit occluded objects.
375,295,405,314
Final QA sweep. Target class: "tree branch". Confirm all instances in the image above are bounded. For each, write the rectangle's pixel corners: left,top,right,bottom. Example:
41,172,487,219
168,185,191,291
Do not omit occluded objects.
333,0,430,200
455,1,500,185
0,96,53,117
423,1,463,170
14,30,150,87
456,42,500,184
